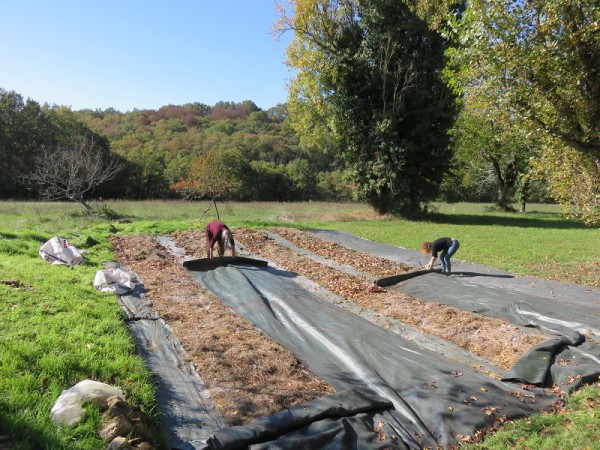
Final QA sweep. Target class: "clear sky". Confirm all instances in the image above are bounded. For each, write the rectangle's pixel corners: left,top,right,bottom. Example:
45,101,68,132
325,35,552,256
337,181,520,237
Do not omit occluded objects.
0,1,293,112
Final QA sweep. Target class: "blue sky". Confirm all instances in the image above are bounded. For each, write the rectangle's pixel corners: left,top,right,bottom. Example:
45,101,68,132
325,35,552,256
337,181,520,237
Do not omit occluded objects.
0,1,293,112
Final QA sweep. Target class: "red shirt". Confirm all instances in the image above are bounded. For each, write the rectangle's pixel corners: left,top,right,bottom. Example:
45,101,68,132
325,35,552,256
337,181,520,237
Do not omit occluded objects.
205,221,230,248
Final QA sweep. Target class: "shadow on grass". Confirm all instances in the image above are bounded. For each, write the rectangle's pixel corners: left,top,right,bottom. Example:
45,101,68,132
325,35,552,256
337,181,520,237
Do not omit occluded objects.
450,271,514,279
0,407,65,450
422,212,587,230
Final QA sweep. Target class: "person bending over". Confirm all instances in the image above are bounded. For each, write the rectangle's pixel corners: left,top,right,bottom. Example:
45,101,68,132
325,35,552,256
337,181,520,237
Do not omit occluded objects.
421,237,460,274
205,221,236,258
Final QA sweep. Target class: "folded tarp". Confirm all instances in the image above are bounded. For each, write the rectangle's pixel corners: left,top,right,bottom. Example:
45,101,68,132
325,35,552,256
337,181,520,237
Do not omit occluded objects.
385,272,600,391
198,388,399,450
183,256,268,271
187,262,559,449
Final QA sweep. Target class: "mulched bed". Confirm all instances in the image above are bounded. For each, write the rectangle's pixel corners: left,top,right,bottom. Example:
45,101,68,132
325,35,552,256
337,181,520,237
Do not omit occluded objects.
110,234,334,426
110,226,546,426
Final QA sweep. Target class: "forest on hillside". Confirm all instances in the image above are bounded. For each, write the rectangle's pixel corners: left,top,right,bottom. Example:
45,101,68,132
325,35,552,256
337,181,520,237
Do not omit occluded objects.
0,88,552,207
0,93,350,203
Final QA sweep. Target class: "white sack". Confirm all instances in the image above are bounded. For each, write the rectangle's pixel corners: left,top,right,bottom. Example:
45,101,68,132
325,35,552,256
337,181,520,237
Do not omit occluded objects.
93,268,136,294
51,379,124,427
39,236,83,266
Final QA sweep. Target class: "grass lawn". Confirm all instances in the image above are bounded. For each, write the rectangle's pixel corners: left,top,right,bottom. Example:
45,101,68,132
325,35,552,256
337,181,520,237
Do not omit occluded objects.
0,200,598,449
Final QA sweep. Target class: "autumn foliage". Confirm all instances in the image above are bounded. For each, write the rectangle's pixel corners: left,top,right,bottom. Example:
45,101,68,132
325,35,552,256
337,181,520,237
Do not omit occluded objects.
170,150,242,200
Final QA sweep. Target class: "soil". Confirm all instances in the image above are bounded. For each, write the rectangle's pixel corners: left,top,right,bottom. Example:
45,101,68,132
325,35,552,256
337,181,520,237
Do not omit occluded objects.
110,227,545,427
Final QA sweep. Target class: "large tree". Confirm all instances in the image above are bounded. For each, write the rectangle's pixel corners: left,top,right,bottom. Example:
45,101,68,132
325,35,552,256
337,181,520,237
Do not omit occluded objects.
277,0,458,215
451,110,531,211
447,0,599,222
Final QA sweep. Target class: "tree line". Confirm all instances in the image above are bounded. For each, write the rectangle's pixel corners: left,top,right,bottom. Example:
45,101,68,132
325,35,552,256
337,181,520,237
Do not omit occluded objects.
0,94,351,204
1,0,597,224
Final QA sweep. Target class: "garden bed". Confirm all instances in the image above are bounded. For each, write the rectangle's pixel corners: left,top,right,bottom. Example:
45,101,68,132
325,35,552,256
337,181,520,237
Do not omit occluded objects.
111,227,546,427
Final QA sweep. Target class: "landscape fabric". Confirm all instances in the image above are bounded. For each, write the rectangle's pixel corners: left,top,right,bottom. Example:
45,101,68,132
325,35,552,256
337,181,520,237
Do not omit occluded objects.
187,260,561,449
137,230,599,449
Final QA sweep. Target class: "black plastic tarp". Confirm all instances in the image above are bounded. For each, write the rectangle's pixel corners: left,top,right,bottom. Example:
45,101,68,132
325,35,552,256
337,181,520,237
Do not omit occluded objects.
307,229,599,306
187,261,559,449
117,274,227,450
199,388,400,450
307,230,600,392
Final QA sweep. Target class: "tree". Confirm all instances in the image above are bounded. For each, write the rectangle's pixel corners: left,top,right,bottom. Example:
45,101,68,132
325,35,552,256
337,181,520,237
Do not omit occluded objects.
447,0,599,222
285,159,316,200
451,0,599,161
0,90,54,198
277,0,458,215
23,136,123,210
450,88,536,210
532,141,599,225
170,149,243,219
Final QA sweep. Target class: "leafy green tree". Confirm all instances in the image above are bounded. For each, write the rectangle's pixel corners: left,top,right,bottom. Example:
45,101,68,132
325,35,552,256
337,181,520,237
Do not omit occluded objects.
125,147,171,199
246,160,290,201
285,159,316,200
277,0,457,215
450,97,535,211
266,103,288,122
532,141,599,225
316,169,354,201
447,0,599,222
0,90,57,197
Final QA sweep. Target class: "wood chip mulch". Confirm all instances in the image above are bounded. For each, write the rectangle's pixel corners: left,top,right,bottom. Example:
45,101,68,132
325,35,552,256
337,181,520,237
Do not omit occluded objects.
110,226,547,426
110,234,334,426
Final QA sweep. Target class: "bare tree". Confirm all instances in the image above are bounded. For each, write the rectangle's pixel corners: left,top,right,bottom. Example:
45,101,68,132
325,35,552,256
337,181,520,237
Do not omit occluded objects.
23,136,123,211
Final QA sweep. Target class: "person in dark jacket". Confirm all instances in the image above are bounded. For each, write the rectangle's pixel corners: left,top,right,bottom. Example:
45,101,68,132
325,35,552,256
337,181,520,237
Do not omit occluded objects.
205,221,236,258
421,237,460,273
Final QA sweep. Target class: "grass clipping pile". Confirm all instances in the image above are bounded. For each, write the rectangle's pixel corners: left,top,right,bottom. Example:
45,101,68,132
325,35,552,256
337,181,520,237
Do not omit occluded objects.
111,227,544,427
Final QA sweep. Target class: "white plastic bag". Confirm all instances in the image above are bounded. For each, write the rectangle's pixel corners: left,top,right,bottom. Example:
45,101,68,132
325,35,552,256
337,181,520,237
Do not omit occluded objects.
51,380,124,427
39,236,83,266
93,268,136,295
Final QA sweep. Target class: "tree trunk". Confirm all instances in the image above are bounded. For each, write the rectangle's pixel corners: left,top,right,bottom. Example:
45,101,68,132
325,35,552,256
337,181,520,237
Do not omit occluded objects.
78,199,92,212
491,161,514,212
497,184,512,211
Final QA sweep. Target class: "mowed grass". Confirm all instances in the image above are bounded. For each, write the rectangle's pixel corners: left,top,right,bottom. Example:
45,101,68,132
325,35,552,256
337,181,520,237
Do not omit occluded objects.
0,222,161,449
0,200,598,449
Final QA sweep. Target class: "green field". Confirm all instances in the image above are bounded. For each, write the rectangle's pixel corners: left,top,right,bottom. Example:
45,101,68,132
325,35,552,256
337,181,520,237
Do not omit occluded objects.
1,200,598,449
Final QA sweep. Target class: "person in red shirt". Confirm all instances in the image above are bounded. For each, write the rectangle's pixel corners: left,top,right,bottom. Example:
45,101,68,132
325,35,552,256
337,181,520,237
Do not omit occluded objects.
421,237,460,274
205,221,236,258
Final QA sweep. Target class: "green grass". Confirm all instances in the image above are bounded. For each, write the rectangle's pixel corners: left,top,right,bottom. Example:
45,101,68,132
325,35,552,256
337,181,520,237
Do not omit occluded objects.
462,384,600,449
314,202,599,286
0,238,160,449
0,200,598,449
